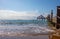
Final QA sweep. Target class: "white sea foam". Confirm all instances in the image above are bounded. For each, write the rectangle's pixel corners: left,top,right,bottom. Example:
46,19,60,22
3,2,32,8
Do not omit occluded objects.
0,25,54,36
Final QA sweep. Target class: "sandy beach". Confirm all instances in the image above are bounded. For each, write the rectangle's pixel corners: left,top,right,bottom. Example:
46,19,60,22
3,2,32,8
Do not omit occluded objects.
0,25,54,39
0,35,49,39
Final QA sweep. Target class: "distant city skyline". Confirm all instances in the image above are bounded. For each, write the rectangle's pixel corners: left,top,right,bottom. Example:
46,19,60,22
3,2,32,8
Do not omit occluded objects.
0,0,60,20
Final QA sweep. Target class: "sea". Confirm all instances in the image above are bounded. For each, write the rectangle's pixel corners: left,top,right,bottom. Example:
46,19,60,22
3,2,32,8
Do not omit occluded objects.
0,19,54,36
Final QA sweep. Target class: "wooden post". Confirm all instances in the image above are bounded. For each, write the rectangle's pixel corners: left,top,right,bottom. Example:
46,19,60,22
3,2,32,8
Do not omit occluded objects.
56,6,60,29
51,10,53,22
47,14,50,21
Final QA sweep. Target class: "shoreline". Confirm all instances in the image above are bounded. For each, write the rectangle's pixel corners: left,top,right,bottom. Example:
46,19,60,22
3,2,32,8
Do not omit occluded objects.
0,35,49,39
0,31,54,37
0,25,55,37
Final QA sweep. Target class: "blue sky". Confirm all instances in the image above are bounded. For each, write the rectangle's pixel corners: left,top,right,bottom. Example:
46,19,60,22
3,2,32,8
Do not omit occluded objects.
0,0,60,20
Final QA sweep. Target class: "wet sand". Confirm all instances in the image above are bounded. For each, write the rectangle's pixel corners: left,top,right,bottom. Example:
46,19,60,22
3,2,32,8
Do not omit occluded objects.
0,26,55,39
0,35,49,39
0,32,50,39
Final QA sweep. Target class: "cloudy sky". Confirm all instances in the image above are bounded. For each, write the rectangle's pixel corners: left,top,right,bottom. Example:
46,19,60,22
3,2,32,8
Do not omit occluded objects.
0,0,60,20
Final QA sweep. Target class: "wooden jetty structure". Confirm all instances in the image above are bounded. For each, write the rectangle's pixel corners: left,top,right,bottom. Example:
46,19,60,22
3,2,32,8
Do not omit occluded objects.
47,6,60,29
37,15,46,20
49,6,60,39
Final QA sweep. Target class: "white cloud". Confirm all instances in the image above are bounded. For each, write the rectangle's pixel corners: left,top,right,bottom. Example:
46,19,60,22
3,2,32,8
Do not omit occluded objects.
0,10,40,20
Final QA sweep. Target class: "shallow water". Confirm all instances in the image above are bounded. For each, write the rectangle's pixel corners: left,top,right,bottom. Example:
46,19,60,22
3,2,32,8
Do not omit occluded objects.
0,19,54,36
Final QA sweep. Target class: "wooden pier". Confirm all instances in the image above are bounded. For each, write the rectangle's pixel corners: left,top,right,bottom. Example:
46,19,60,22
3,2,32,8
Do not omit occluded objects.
37,15,46,20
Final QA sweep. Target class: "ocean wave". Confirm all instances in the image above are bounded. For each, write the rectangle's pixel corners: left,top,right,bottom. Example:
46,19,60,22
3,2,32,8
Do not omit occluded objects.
0,20,47,25
0,25,54,36
0,19,53,36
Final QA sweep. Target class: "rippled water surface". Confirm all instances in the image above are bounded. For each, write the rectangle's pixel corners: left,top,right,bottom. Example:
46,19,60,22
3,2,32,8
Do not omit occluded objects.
0,19,54,35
